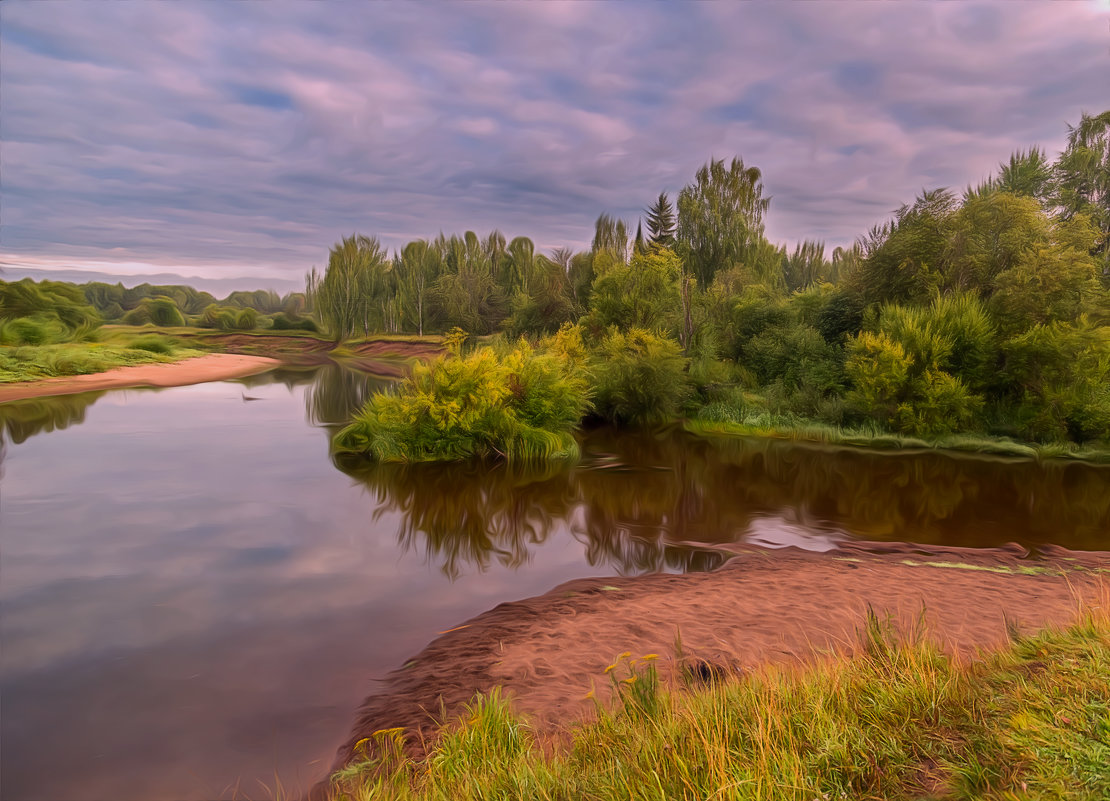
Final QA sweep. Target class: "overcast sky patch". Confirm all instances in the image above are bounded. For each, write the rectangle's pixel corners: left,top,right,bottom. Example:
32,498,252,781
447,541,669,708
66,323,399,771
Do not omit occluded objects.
1,1,1107,283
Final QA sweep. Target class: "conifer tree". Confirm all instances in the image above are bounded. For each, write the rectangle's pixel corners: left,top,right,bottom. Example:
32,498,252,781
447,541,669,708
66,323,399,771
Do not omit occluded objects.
645,192,676,247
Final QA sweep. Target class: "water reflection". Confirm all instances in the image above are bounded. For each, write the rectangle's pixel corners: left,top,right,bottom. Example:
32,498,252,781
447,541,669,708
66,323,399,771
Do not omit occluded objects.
0,391,106,445
335,420,1110,578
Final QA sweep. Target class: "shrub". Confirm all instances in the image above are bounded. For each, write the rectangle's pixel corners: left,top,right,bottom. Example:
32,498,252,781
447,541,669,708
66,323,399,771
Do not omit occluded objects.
333,341,592,462
589,328,690,427
1,318,51,346
129,335,175,355
271,314,319,332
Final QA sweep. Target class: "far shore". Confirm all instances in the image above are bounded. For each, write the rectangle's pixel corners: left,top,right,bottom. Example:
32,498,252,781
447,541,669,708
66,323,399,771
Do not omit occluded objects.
0,353,280,402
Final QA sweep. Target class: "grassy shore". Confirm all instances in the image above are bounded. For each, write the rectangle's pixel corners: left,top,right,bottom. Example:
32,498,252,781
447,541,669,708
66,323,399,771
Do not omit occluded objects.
0,327,445,384
0,338,204,383
327,610,1110,801
686,417,1110,465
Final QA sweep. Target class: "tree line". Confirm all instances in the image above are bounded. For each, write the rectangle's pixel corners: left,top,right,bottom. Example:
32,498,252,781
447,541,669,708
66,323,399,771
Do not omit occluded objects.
320,110,1110,448
0,278,316,346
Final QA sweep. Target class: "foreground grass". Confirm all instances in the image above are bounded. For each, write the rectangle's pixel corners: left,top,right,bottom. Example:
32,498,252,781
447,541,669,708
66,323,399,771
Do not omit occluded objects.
329,612,1110,801
0,339,204,383
686,417,1110,465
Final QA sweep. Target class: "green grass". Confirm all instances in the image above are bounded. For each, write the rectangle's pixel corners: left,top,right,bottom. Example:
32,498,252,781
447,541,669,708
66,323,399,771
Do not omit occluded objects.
685,416,1110,465
328,611,1110,801
0,341,204,383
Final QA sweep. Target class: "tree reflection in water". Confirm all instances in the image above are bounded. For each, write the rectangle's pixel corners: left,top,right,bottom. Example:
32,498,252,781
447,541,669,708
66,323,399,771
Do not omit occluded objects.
0,391,106,447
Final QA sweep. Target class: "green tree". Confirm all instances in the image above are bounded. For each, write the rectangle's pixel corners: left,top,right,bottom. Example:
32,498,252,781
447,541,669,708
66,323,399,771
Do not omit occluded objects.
592,214,630,263
645,192,676,247
506,252,576,337
944,191,1050,295
782,240,829,292
588,248,682,333
999,320,1110,443
395,240,443,336
967,148,1054,206
428,233,507,334
854,188,958,307
307,234,387,341
989,214,1101,334
1055,110,1110,281
676,157,771,288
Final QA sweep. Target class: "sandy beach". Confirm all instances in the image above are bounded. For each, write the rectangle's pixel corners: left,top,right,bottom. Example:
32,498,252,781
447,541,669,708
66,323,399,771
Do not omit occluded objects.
0,353,280,402
333,542,1108,769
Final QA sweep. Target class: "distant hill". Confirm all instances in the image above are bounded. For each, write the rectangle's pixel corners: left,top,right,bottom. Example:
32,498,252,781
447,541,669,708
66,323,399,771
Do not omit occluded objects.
0,265,304,297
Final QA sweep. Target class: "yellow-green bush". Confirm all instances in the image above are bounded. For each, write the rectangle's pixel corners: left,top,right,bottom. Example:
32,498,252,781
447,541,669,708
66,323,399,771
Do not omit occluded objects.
333,340,591,462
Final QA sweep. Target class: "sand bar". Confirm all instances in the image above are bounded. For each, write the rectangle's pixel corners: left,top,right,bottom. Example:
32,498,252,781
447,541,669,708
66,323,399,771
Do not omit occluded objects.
0,353,280,402
334,542,1108,769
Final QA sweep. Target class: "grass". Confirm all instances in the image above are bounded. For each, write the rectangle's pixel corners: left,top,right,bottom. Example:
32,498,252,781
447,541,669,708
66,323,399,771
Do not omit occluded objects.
327,610,1110,801
685,415,1110,465
0,340,204,383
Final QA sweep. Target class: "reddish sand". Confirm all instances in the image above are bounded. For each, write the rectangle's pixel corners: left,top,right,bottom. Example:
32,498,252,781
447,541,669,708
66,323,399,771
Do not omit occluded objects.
334,542,1108,770
0,353,280,401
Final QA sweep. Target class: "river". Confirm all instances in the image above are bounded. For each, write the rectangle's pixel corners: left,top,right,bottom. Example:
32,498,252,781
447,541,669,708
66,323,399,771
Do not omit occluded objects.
2,362,1107,801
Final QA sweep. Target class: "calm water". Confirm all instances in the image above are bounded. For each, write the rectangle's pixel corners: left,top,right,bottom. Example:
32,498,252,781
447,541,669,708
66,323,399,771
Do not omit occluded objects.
2,363,1108,801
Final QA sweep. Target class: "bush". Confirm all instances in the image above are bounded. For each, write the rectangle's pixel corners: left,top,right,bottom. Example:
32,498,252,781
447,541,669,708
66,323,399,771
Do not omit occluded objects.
129,335,175,355
271,314,319,332
589,328,690,427
333,341,592,462
1,317,52,346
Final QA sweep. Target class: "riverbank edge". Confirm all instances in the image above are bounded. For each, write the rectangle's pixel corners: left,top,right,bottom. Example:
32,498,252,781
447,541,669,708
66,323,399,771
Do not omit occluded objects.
685,417,1110,465
326,605,1110,801
327,541,1109,783
0,352,281,401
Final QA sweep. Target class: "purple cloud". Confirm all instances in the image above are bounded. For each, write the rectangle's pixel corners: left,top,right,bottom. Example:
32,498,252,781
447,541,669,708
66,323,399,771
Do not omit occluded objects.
1,1,1107,283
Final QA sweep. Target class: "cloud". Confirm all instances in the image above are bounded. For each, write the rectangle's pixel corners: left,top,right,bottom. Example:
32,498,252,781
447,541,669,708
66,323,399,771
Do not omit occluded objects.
1,1,1107,281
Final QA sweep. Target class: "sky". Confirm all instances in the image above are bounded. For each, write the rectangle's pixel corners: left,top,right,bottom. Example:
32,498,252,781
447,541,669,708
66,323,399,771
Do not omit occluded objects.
2,1,1109,285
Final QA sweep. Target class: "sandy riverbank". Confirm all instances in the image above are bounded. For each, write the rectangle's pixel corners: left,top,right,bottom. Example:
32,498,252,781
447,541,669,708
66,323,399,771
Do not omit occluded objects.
333,542,1108,770
0,353,280,402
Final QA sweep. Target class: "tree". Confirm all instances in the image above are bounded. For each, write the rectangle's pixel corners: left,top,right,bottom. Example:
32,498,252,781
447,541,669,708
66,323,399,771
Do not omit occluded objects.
1055,110,1110,280
395,240,442,336
943,191,1050,296
782,240,829,292
307,234,386,341
854,188,959,307
676,157,771,288
592,214,630,263
966,148,1054,206
588,248,682,333
645,192,676,247
506,252,576,336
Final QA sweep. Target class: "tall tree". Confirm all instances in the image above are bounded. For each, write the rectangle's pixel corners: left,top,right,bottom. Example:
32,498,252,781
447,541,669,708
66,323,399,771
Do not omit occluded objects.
966,148,1054,206
307,234,386,341
396,239,442,336
645,192,676,247
782,240,829,292
591,213,630,263
676,157,771,288
854,188,959,307
1055,110,1110,279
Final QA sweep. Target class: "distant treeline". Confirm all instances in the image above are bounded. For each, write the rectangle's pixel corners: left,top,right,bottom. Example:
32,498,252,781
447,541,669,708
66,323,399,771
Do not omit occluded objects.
323,110,1110,451
0,277,316,346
